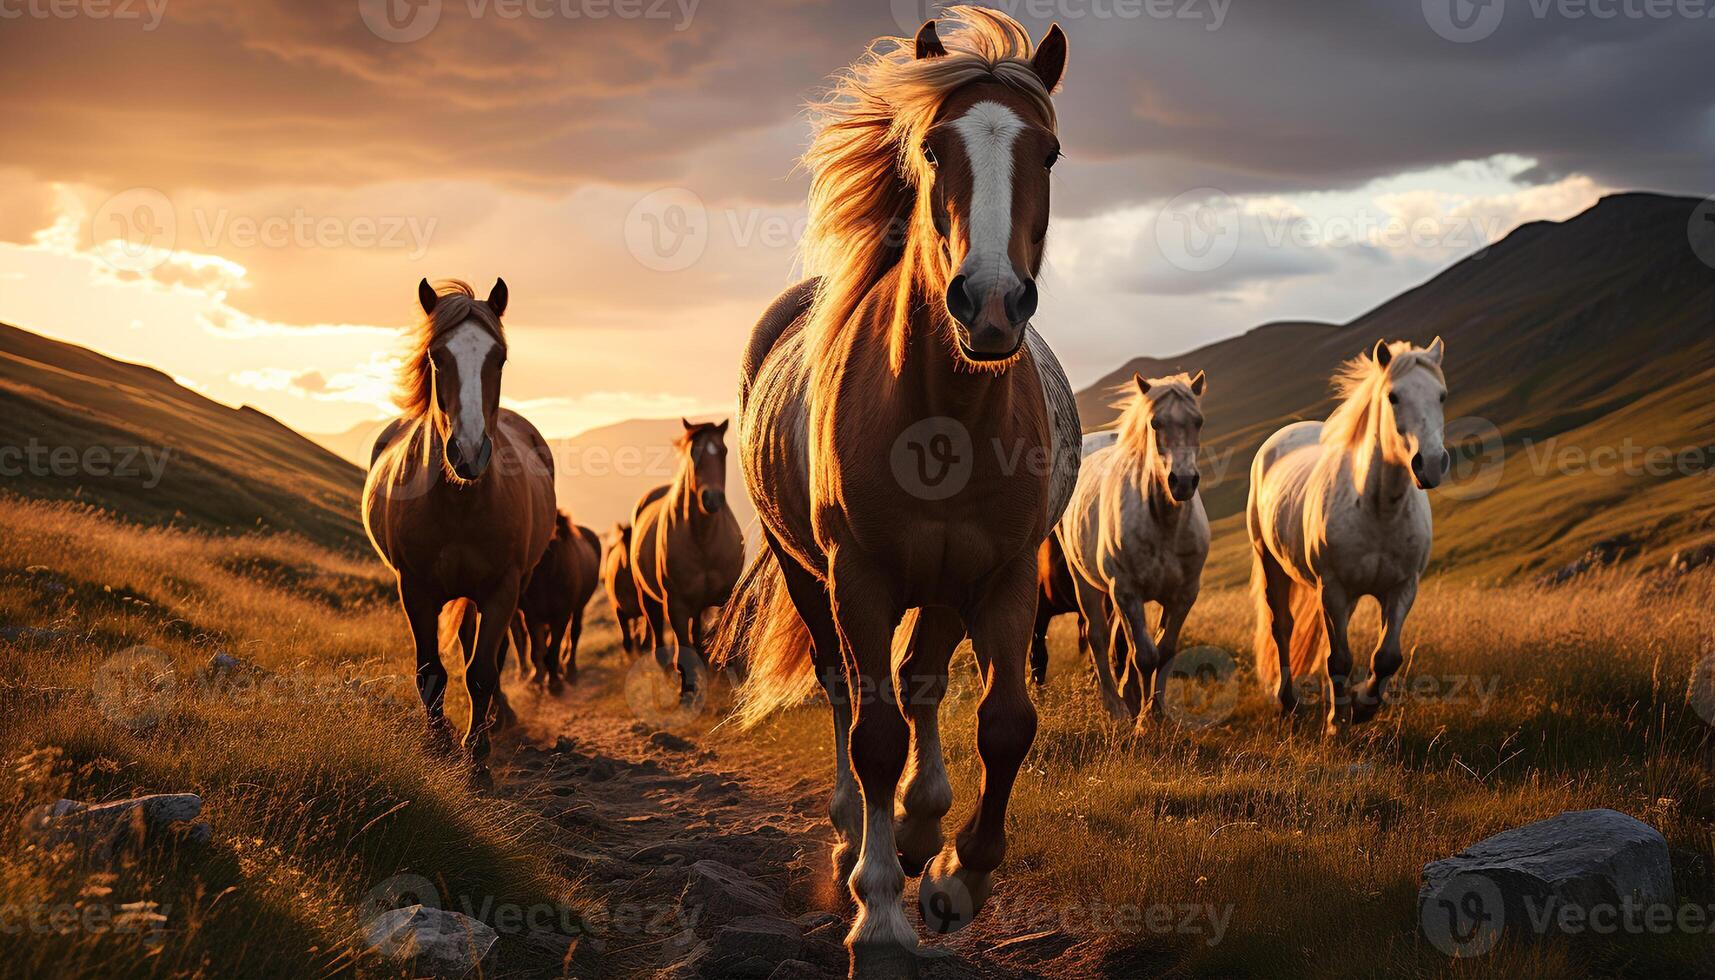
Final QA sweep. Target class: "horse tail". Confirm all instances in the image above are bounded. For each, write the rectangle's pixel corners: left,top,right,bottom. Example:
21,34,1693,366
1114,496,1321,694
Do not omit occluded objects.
1288,581,1327,679
710,547,817,728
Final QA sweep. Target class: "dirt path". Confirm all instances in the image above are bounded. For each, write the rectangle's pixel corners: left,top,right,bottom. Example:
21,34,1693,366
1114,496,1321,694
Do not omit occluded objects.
485,651,1110,979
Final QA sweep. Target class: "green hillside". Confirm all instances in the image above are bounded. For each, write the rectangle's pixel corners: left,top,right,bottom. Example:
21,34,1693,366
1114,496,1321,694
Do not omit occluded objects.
0,322,367,552
1077,193,1715,585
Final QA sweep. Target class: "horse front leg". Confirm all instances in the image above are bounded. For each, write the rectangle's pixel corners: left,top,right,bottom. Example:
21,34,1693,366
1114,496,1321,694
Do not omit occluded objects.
894,606,963,878
666,595,705,704
827,552,914,977
463,575,521,781
1113,589,1159,723
1071,573,1128,721
922,555,1036,936
400,582,454,753
1354,579,1416,723
563,606,585,685
1150,592,1195,719
1320,583,1356,734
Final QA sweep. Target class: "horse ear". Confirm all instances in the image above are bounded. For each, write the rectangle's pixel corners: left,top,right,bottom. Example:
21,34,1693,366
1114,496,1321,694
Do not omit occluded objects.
1189,371,1207,397
1372,339,1393,368
418,278,438,316
681,418,695,432
1425,336,1445,365
914,20,947,59
487,278,508,317
1031,24,1068,92
716,419,729,435
1133,372,1150,395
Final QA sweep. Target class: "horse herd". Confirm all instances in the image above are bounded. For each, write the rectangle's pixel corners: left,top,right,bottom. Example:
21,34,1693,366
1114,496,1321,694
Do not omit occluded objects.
359,9,1454,976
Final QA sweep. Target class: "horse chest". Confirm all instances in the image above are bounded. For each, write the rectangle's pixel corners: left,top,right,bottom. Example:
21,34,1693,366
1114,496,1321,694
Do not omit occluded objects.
1328,498,1432,593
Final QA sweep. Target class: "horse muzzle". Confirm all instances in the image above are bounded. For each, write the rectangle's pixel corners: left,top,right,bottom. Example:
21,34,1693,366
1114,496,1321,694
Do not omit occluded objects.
699,488,726,513
947,274,1034,362
447,434,493,481
1411,449,1450,490
1167,471,1201,502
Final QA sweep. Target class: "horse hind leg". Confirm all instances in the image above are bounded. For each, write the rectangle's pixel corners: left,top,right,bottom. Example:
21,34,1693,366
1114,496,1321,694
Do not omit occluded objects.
563,607,585,685
1254,547,1299,715
894,606,962,878
1072,574,1128,721
922,557,1037,938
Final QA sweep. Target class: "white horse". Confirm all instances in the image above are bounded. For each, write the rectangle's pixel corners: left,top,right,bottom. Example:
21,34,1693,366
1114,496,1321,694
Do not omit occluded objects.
1058,372,1210,724
1248,338,1448,733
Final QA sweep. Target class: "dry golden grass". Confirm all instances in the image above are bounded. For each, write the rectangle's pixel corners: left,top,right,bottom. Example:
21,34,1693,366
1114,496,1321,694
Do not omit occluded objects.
686,568,1715,977
4,490,1713,978
0,495,587,979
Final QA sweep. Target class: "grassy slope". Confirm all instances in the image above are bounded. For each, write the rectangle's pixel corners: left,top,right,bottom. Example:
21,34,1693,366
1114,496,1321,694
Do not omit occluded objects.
1078,193,1715,585
0,322,368,553
0,496,591,979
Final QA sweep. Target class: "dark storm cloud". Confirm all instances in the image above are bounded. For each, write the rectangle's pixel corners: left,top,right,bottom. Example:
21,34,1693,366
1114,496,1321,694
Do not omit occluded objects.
0,0,1706,214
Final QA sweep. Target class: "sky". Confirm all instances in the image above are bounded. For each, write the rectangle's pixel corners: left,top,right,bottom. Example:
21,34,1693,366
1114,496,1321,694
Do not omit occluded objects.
0,0,1710,439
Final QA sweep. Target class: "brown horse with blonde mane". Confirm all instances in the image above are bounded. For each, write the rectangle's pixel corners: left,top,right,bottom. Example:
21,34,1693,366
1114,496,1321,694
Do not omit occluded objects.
711,10,1078,974
362,278,556,782
629,419,744,701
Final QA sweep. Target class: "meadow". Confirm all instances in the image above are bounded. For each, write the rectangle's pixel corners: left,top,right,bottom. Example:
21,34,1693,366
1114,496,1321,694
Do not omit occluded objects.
2,491,1713,978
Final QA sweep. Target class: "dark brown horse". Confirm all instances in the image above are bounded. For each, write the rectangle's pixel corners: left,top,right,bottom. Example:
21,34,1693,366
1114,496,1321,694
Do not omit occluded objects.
711,11,1076,974
363,278,556,781
602,523,648,655
1030,529,1085,685
629,419,745,700
506,513,601,693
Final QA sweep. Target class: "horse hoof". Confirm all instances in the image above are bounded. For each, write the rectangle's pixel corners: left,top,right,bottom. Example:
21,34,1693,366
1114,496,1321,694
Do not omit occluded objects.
920,852,990,934
896,849,930,879
849,941,919,980
468,764,495,793
424,720,457,756
547,678,565,697
1351,698,1382,724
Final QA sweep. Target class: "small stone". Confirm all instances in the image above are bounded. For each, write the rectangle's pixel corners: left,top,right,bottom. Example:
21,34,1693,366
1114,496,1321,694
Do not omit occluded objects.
710,915,802,972
363,905,497,979
680,860,784,928
23,793,207,863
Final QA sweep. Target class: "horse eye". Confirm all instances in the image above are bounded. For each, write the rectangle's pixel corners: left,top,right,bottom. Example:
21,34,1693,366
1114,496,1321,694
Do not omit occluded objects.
922,145,938,168
1045,149,1060,170
1387,393,1399,405
1439,393,1446,403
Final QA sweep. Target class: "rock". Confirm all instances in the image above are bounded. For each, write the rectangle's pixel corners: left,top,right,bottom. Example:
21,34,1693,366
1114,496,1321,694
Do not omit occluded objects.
23,794,209,862
364,905,497,979
1669,544,1715,575
680,860,783,927
708,916,802,975
649,730,696,753
209,651,243,671
0,626,70,646
1420,809,1672,946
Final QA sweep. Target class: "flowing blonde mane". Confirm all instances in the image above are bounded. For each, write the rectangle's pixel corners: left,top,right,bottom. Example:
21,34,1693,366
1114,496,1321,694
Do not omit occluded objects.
393,280,506,419
797,6,1057,363
1113,374,1203,454
1321,341,1446,449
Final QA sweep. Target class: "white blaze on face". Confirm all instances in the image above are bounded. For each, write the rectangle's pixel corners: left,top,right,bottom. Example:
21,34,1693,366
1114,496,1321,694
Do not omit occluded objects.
444,320,497,448
950,101,1026,297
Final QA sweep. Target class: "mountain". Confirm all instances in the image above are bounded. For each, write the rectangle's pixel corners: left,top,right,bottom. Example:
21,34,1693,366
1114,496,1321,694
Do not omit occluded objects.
546,417,757,540
0,322,368,552
1076,192,1715,584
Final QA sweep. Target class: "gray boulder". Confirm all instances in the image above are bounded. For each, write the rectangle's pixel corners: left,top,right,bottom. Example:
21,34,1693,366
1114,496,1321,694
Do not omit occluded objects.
364,904,497,978
23,794,210,862
708,916,803,976
1420,808,1672,950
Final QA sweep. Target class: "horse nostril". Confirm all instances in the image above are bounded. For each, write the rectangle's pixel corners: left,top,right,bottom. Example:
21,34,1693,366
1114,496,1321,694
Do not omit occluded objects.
945,275,976,328
1190,473,1201,491
1004,278,1038,325
1411,452,1425,474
